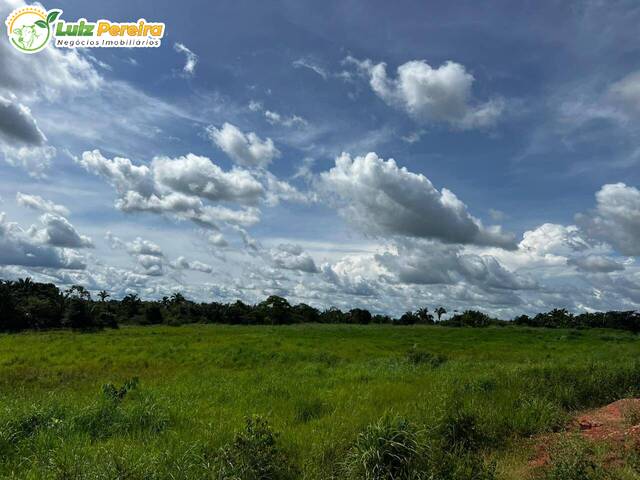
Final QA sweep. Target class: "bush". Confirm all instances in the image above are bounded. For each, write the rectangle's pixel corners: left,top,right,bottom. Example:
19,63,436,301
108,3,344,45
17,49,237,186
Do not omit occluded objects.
344,414,421,480
216,415,297,479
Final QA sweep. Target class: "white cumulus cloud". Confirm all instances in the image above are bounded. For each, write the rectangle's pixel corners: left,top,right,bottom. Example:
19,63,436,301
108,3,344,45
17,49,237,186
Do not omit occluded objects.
320,152,516,249
346,56,503,129
207,122,280,168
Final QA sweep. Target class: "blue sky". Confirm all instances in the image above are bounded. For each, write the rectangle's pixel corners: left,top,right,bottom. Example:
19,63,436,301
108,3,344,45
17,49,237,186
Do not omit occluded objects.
1,0,640,317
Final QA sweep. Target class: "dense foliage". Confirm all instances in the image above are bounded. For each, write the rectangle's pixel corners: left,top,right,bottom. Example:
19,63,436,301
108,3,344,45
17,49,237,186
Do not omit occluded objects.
1,278,639,332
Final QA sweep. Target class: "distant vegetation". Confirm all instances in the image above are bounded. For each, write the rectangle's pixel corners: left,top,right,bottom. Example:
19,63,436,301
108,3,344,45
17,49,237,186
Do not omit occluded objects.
2,277,640,332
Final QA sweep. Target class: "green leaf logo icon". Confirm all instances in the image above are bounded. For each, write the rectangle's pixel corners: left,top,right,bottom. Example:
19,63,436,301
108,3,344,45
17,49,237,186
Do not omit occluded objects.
46,10,60,24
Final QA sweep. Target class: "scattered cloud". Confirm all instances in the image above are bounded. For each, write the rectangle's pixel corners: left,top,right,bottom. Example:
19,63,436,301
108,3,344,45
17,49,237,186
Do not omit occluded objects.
268,243,319,273
568,255,625,273
208,232,229,247
127,237,163,257
29,214,94,249
173,42,198,77
152,153,265,204
207,122,280,168
345,56,504,128
292,58,329,79
376,239,535,290
248,100,307,128
105,232,164,276
16,192,70,216
172,256,213,273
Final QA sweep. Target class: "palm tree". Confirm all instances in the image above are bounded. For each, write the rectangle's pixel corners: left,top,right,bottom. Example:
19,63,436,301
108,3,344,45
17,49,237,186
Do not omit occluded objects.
65,285,91,300
415,307,434,324
170,292,185,305
435,306,447,322
17,277,33,293
98,290,110,302
122,293,142,317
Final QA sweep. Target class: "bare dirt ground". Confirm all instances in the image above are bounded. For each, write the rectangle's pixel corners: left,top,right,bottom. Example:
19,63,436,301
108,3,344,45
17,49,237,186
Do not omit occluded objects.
528,398,640,473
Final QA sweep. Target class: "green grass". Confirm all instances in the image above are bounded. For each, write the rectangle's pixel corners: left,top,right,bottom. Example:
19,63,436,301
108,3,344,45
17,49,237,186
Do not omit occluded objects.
0,324,639,479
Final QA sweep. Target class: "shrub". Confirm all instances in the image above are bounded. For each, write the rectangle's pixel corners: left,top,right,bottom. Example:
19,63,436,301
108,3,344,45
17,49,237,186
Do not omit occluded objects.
344,414,422,480
216,415,297,479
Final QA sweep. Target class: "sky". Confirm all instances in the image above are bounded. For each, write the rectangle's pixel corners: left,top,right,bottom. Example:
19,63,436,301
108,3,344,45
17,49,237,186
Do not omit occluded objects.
1,0,640,318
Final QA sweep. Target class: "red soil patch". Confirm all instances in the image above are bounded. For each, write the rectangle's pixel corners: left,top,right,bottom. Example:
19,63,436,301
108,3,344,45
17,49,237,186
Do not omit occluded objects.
575,398,640,442
528,398,640,471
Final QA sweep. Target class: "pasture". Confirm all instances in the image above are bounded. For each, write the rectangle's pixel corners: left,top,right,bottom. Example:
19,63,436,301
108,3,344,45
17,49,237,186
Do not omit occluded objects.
1,324,639,479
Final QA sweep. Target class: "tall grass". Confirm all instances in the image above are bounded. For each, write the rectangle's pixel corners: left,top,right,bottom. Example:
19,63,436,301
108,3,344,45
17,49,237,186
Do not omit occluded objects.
0,324,638,478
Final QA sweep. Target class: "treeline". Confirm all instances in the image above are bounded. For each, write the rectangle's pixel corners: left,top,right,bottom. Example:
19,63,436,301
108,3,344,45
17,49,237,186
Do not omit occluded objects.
1,278,639,332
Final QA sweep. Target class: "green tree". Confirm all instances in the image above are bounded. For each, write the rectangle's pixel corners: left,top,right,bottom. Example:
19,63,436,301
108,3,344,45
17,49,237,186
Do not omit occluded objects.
416,307,434,324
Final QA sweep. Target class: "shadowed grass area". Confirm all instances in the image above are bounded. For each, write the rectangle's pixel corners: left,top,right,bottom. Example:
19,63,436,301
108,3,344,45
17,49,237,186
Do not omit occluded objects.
0,324,639,478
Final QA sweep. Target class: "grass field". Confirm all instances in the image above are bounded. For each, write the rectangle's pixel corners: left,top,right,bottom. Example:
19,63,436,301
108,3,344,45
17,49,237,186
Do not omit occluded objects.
1,324,640,479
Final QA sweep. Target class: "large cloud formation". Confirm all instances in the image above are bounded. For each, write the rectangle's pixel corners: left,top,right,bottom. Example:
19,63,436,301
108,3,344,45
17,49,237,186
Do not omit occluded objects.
576,183,640,256
376,239,535,290
29,214,94,249
152,153,264,204
77,150,265,229
268,243,319,273
347,57,504,128
321,152,516,249
0,213,85,269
